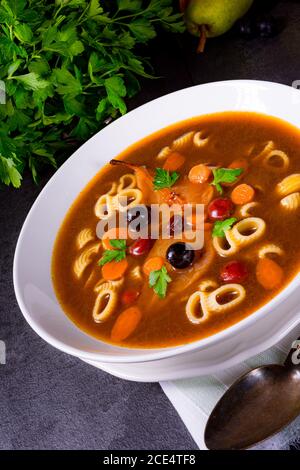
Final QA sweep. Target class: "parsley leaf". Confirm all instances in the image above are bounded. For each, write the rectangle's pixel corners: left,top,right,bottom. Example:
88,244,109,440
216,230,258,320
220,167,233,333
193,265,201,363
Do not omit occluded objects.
149,265,172,298
212,218,237,238
109,239,126,250
98,239,127,266
211,168,244,194
153,168,180,190
0,0,184,188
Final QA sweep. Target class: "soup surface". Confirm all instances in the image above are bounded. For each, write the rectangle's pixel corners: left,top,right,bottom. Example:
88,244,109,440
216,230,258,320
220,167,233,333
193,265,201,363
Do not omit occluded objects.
52,112,300,348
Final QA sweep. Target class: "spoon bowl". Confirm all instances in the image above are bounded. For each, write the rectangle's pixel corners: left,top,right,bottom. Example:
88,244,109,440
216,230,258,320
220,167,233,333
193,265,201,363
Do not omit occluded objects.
205,340,300,449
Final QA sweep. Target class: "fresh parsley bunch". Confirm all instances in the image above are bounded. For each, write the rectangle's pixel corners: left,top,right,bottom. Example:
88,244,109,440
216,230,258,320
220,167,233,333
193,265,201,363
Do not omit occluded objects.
0,0,184,188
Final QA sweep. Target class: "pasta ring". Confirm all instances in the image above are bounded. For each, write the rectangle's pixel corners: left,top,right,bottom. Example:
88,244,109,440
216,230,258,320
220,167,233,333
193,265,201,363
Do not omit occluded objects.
76,228,94,249
239,202,259,218
73,242,100,279
258,244,284,259
172,131,194,149
280,192,300,211
263,150,289,170
213,217,266,257
193,130,209,148
186,283,246,324
277,174,300,197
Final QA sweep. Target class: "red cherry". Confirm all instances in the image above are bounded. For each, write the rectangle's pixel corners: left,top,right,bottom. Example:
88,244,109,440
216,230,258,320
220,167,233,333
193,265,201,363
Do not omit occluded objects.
129,238,154,256
121,289,140,306
208,197,233,221
220,260,248,283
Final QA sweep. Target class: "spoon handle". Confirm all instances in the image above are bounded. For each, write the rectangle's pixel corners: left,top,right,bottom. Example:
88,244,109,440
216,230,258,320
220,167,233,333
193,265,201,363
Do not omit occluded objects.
284,336,300,367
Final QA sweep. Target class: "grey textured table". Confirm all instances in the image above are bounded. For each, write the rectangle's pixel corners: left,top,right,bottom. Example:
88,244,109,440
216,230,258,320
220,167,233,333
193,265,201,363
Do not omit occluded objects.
1,0,300,450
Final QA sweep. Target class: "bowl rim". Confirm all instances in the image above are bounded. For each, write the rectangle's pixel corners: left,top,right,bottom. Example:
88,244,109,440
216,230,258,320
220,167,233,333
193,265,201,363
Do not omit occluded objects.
13,79,300,363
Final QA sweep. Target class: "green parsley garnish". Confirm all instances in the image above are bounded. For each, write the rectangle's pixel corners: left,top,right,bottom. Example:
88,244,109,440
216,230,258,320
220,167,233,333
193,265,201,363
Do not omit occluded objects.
98,239,126,266
153,168,180,190
212,218,237,238
149,266,172,298
211,168,243,194
0,0,184,188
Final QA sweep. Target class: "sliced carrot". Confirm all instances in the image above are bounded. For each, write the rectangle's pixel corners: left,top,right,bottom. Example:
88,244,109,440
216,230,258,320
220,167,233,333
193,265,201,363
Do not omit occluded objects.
256,258,283,290
102,258,128,281
121,289,140,306
163,152,186,172
229,158,249,172
102,227,128,250
188,164,212,184
143,256,164,276
231,184,255,205
111,306,142,342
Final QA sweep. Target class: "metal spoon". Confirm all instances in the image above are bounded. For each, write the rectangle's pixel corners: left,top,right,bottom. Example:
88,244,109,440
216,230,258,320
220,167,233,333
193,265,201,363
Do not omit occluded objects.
204,336,300,450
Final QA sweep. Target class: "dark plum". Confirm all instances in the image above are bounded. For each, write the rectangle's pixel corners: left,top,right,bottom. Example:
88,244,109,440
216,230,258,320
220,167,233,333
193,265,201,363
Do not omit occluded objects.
166,242,195,269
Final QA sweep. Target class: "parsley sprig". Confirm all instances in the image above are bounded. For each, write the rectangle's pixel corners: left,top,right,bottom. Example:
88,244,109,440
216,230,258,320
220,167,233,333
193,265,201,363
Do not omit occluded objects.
212,218,237,238
0,0,184,188
211,168,243,194
149,265,171,298
98,239,127,266
153,168,180,190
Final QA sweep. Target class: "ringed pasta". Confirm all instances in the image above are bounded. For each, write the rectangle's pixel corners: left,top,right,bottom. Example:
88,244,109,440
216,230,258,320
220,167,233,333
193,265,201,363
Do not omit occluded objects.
95,173,140,218
263,149,289,170
186,284,246,324
157,146,172,161
93,279,124,322
115,188,143,211
193,130,209,147
172,131,194,149
76,228,94,249
73,243,100,279
94,193,118,219
117,173,137,192
280,192,300,211
213,217,266,257
258,243,284,259
198,280,218,292
239,202,259,218
276,174,300,197
252,140,275,160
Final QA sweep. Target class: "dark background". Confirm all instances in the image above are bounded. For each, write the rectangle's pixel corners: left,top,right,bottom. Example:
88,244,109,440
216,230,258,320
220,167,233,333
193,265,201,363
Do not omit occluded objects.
1,0,300,450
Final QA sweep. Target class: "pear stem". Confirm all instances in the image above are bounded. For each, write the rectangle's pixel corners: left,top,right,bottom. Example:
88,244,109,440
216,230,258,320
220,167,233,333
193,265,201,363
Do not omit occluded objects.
197,25,207,53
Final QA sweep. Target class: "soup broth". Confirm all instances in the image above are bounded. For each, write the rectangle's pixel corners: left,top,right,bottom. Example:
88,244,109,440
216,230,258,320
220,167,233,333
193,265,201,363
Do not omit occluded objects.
52,112,300,348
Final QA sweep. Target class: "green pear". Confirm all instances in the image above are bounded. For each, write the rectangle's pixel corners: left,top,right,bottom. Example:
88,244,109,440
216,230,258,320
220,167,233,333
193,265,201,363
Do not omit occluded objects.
185,0,254,38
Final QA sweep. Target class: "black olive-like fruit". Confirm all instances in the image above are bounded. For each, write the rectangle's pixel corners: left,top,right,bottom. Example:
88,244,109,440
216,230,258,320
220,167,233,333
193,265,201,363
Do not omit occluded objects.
127,205,151,231
166,242,195,269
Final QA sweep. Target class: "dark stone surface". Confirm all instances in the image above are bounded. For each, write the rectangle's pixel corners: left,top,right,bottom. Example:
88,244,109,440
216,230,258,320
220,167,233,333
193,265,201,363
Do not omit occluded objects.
1,0,299,450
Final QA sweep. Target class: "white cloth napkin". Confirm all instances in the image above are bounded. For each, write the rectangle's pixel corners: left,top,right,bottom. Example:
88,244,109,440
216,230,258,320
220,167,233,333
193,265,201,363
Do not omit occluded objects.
160,325,300,450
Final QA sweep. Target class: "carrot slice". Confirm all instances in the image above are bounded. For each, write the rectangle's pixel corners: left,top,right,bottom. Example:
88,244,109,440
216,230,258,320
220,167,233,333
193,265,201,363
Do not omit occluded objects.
256,258,283,290
102,258,128,281
102,227,128,250
163,152,186,172
111,306,142,342
231,184,255,205
229,158,249,172
143,256,164,276
188,164,212,184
